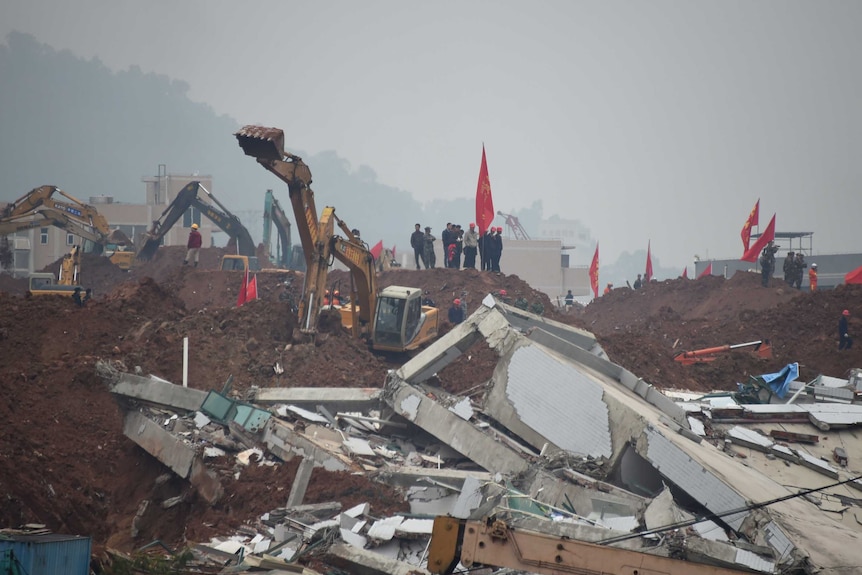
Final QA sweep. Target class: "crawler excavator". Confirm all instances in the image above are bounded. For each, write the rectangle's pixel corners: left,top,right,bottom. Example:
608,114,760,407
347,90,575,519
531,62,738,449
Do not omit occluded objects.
0,185,135,269
136,181,258,270
235,125,438,352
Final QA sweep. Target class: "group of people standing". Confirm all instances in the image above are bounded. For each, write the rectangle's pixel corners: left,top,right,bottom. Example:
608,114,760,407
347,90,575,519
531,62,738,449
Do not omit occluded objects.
760,243,820,291
782,251,816,291
410,223,504,272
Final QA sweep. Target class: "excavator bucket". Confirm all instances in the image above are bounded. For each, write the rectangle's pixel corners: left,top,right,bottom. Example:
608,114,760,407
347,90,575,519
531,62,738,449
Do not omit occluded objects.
235,125,286,161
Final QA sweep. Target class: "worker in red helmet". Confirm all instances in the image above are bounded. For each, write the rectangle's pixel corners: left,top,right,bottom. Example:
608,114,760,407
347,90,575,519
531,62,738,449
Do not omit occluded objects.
448,298,465,324
463,222,479,269
839,309,853,350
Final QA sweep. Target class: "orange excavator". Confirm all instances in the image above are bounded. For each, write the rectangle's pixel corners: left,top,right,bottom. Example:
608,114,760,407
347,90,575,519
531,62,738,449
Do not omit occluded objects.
673,339,772,365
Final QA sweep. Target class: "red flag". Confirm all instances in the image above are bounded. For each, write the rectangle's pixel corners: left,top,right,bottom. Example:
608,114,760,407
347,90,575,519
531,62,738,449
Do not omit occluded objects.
741,214,776,262
682,266,688,279
236,269,248,307
741,199,760,250
370,240,384,260
697,263,713,279
246,274,258,301
391,244,396,260
589,244,600,298
644,240,653,282
475,145,494,235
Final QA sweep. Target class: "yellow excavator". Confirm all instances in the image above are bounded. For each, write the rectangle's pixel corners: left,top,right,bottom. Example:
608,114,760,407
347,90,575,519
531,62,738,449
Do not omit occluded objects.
0,185,135,270
235,125,438,352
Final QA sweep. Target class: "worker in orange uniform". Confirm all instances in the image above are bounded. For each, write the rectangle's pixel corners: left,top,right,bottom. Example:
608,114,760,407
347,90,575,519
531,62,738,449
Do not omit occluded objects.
808,263,818,292
603,283,613,295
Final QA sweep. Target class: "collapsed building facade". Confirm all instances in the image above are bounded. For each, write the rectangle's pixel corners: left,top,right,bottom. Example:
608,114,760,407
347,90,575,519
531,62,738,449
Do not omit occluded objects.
107,295,862,574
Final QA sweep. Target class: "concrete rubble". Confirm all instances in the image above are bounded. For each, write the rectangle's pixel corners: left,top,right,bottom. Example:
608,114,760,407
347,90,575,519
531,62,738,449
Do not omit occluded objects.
106,295,862,574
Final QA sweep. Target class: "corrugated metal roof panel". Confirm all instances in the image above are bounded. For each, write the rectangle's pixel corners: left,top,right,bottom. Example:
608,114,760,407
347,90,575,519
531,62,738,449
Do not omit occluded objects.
0,535,91,575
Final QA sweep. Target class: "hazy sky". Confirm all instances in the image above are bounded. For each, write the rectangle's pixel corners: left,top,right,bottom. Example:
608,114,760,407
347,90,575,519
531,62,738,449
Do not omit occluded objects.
3,1,860,267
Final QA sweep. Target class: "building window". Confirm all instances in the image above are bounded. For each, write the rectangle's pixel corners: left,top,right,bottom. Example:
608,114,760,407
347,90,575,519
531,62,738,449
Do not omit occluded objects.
40,228,49,245
67,233,75,245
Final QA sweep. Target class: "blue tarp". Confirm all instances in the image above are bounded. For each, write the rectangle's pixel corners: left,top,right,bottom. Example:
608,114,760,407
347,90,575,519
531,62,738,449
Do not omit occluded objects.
758,362,799,399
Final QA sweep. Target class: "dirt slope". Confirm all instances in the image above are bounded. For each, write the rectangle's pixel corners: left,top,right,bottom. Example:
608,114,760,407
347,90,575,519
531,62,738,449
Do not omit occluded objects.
1,247,860,557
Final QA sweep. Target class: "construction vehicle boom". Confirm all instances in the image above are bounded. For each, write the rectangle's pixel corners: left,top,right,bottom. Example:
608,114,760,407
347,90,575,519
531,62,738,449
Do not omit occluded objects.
0,185,135,269
136,181,256,261
674,339,772,365
263,189,303,269
428,515,753,575
235,125,438,352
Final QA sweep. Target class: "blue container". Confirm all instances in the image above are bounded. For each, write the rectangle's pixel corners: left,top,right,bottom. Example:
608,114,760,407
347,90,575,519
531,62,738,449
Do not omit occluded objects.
0,533,91,575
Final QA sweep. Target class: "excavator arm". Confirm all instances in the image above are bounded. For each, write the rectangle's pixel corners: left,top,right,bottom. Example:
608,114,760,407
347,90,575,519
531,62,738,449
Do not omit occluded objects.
236,126,338,336
136,181,256,260
428,516,753,575
0,186,116,255
263,189,293,268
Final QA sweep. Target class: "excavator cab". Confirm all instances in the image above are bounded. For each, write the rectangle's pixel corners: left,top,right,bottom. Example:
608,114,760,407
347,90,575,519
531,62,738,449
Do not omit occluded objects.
372,286,439,352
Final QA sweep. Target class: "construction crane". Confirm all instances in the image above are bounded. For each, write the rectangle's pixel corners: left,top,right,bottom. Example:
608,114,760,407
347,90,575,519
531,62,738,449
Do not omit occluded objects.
496,210,530,240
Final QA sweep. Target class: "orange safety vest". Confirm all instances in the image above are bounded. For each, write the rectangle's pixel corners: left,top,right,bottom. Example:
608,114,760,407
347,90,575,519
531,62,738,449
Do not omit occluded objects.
808,268,817,292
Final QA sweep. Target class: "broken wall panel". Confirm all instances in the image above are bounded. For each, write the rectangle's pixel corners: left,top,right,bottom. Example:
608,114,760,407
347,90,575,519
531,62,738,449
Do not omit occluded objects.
111,373,207,412
641,428,749,531
485,343,613,459
123,411,223,504
385,378,530,474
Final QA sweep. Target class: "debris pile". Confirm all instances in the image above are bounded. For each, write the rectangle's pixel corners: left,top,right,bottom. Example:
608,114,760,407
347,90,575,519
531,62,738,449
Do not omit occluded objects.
1,246,861,574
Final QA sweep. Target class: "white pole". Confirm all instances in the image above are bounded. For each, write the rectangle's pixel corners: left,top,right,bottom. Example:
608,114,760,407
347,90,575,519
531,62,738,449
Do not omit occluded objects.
183,336,189,387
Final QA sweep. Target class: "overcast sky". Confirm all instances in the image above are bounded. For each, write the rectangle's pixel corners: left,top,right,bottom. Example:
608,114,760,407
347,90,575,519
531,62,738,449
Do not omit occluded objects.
3,1,860,267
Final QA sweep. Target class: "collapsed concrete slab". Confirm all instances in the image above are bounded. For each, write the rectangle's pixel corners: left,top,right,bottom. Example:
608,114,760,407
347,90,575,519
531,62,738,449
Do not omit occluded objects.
111,373,207,412
384,297,862,574
123,411,223,503
250,386,383,414
261,418,353,472
325,542,430,575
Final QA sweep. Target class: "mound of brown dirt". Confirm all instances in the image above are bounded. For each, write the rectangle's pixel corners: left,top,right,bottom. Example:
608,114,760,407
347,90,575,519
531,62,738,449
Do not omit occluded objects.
576,273,862,391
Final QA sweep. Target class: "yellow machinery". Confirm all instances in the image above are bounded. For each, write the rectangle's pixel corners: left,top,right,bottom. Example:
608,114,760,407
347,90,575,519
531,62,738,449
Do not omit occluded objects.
429,515,754,575
0,185,135,270
235,125,438,352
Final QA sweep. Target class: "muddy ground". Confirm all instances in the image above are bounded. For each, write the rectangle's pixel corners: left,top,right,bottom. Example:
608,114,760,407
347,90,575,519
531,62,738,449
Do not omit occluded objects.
1,246,860,559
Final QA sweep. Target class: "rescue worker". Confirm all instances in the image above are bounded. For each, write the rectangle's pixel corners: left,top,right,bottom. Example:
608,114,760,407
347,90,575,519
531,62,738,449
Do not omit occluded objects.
410,223,425,270
422,226,436,269
72,287,84,307
183,223,202,267
480,228,494,271
839,309,853,350
604,282,613,295
808,263,818,292
783,252,796,286
452,225,464,269
564,289,574,308
422,290,436,307
463,223,479,269
792,252,806,290
441,223,454,268
633,274,643,290
448,298,465,324
332,290,343,306
490,227,503,272
323,289,331,306
759,241,779,287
